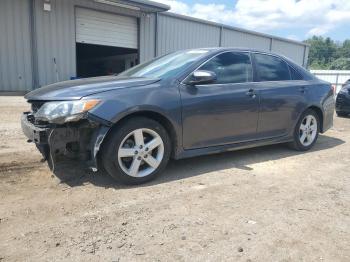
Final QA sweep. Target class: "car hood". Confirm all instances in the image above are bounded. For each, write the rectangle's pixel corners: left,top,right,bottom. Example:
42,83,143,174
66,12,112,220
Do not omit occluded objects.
25,76,161,101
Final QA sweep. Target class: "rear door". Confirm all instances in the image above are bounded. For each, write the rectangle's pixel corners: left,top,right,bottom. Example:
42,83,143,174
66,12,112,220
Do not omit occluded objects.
180,51,259,149
253,53,308,138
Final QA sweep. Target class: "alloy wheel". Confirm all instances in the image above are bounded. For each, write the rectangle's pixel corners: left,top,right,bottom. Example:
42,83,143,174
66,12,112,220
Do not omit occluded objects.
117,128,164,177
299,115,317,147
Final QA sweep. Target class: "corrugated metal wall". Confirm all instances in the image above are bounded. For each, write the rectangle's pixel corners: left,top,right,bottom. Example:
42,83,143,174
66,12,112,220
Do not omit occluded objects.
221,29,271,50
33,0,75,88
271,39,306,66
140,13,156,62
303,46,310,67
0,0,33,92
157,13,221,56
157,12,308,67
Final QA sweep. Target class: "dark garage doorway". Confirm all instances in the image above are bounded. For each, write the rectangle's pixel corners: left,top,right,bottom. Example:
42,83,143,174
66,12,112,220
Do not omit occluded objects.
76,43,138,78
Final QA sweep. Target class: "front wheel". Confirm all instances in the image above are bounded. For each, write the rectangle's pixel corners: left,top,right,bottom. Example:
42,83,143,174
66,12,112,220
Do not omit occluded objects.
101,117,171,185
289,109,319,151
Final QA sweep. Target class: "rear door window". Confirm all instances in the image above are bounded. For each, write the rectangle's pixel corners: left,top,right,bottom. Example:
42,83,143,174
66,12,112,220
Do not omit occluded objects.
254,53,291,81
199,52,253,84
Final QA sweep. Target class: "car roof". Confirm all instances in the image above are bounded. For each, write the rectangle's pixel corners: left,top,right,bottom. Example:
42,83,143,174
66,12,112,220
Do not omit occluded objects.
195,47,274,53
191,47,288,59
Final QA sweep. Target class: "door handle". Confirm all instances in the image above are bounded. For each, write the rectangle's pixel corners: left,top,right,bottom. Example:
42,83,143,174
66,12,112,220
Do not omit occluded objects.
246,89,256,98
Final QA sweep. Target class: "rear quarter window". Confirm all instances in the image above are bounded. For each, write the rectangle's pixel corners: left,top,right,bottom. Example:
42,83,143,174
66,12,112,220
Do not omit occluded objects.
289,65,304,80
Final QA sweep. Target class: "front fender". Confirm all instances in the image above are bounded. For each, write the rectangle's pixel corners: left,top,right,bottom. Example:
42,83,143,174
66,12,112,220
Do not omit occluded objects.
88,105,182,166
88,123,110,171
85,85,183,165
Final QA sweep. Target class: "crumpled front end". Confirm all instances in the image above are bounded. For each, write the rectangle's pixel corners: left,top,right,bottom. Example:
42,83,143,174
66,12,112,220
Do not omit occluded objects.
21,100,111,171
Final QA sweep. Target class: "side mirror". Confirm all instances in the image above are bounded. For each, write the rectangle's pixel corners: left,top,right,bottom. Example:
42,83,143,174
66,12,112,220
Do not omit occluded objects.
188,70,217,85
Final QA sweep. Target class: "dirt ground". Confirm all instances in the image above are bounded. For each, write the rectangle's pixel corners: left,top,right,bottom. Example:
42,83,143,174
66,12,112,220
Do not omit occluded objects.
0,96,349,262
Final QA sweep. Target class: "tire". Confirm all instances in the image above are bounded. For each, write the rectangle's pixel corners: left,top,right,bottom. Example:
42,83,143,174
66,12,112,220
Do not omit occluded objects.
288,109,320,151
101,117,171,185
336,111,348,117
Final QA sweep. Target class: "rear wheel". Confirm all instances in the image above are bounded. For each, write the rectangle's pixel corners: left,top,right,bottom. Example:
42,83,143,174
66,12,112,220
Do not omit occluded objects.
102,117,171,185
289,109,319,151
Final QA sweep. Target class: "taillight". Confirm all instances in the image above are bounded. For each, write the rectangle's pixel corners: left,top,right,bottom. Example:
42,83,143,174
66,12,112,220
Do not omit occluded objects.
331,85,336,95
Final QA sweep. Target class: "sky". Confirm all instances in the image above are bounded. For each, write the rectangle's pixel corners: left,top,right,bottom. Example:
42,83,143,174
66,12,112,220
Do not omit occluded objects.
153,0,350,42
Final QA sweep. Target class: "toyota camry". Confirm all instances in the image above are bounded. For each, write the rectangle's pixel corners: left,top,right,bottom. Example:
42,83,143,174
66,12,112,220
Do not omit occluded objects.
21,48,335,184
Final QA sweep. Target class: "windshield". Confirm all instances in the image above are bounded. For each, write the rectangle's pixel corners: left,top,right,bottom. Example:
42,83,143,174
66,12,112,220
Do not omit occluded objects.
118,50,209,79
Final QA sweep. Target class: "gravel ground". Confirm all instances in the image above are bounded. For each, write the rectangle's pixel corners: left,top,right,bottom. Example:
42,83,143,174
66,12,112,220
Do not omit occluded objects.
0,96,349,262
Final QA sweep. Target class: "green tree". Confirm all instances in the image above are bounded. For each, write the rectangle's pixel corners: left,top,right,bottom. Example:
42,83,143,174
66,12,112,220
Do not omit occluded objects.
329,58,350,70
305,36,339,69
338,39,350,58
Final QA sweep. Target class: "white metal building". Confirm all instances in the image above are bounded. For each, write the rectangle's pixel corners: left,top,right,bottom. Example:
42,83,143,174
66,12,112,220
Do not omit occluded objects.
0,0,310,93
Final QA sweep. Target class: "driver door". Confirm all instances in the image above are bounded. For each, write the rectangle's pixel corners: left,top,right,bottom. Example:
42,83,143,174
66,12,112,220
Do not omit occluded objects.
180,51,260,149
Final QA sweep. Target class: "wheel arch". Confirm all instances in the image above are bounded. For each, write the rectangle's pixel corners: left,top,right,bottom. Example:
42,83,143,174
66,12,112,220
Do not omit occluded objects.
308,105,324,133
293,105,325,136
100,110,179,159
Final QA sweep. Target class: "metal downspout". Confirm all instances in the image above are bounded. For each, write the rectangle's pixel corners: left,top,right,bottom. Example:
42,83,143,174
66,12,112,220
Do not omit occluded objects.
29,0,39,90
154,11,159,57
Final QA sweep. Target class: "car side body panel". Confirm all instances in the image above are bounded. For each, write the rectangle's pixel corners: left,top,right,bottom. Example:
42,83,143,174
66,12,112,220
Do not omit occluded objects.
180,82,260,149
175,132,292,160
255,80,310,139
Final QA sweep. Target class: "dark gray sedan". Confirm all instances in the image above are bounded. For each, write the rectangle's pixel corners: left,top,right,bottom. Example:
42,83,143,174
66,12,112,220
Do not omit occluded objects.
22,48,335,184
336,80,350,116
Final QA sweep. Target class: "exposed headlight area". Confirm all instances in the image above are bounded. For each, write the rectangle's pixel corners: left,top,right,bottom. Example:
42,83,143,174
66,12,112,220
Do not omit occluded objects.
34,99,100,124
22,98,105,170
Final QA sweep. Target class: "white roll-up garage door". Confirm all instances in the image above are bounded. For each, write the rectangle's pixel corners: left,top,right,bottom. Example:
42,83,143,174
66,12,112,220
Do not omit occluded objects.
75,8,138,49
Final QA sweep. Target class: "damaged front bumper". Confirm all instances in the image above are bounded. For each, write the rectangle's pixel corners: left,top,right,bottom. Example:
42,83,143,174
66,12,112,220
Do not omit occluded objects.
21,112,111,171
